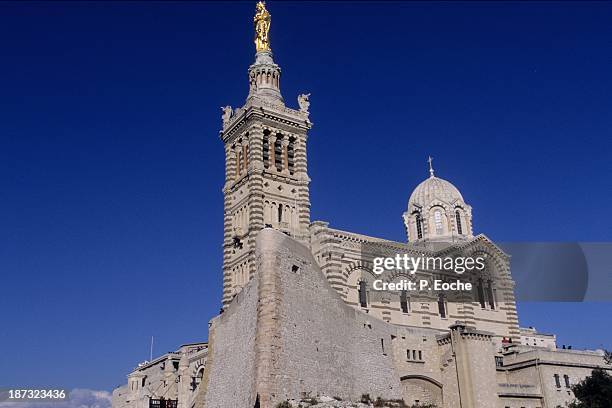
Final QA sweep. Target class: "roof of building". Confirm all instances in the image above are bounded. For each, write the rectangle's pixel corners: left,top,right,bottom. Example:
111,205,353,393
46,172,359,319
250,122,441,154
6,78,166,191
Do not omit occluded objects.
409,175,464,208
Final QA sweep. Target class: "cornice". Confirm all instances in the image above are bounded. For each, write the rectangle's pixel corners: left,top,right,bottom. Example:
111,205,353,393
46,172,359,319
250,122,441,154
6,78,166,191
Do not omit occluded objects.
220,98,311,142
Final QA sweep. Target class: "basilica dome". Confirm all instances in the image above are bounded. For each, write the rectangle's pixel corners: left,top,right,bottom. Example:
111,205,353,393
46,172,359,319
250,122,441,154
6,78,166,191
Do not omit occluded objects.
408,175,464,207
403,158,473,243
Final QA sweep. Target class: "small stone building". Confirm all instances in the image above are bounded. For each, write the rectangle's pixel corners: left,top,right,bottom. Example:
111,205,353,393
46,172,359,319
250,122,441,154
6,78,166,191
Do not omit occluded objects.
112,343,207,408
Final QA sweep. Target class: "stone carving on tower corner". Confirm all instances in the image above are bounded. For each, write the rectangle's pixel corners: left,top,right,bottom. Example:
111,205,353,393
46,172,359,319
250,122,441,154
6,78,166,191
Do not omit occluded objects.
297,93,310,115
221,105,233,127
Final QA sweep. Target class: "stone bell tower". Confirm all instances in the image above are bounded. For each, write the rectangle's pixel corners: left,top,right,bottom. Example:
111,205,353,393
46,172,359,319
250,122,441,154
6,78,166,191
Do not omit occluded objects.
219,2,312,306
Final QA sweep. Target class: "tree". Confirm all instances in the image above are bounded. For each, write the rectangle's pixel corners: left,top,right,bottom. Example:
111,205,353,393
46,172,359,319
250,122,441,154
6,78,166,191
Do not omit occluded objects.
568,369,612,408
604,349,612,365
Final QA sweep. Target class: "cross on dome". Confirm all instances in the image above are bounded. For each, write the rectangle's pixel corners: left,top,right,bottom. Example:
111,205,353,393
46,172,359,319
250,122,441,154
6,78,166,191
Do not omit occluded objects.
428,155,435,178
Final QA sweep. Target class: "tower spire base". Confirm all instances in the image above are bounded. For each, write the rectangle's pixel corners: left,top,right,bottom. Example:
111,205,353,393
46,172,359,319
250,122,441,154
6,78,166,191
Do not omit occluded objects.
248,50,283,104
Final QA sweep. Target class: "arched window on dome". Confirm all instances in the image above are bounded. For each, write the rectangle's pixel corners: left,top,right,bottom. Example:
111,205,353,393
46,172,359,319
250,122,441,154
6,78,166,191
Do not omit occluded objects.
434,210,443,235
415,214,423,239
455,210,463,235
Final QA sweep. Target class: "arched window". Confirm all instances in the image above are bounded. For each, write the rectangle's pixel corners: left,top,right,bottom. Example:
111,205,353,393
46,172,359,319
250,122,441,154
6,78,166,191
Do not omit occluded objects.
358,280,368,308
262,130,270,168
434,210,443,235
191,368,204,391
415,214,423,239
277,203,283,223
263,200,270,225
477,278,486,309
438,293,446,318
487,280,495,310
287,137,295,174
274,134,283,171
455,210,463,235
400,290,410,313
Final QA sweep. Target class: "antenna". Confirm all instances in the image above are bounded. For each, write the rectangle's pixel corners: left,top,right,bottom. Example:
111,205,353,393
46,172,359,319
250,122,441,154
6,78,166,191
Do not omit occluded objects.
150,335,154,361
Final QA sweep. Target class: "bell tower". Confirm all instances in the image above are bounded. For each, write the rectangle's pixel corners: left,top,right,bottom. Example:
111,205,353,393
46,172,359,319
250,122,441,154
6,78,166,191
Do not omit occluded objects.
219,2,312,306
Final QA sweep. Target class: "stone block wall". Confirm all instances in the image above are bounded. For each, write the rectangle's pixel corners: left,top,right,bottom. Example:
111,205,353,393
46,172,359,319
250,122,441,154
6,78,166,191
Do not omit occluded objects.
197,273,259,408
255,229,402,406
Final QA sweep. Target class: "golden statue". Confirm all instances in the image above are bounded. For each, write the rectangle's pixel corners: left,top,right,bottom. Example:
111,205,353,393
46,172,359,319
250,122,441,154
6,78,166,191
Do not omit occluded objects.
254,1,271,52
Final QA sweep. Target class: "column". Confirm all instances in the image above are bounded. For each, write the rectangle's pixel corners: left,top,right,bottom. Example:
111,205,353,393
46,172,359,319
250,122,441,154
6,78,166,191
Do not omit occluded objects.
292,134,311,240
235,142,242,178
268,133,276,171
242,143,248,173
246,126,265,279
281,138,289,174
222,144,237,306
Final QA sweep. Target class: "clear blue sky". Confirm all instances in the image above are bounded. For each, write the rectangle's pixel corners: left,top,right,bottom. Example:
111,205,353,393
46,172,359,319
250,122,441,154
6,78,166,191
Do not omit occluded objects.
1,1,611,392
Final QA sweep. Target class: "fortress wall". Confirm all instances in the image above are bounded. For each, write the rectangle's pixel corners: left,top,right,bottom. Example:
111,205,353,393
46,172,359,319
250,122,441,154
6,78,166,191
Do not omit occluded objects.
461,334,499,405
255,229,402,406
438,348,461,408
504,348,605,366
495,365,542,402
198,276,259,408
538,364,599,408
391,328,446,384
